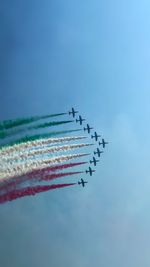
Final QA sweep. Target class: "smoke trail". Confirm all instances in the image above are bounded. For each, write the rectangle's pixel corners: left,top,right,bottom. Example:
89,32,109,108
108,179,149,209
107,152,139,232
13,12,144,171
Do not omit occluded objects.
0,183,76,204
0,113,66,131
0,129,82,148
0,153,89,179
2,143,93,162
0,162,87,190
0,136,87,156
27,162,87,178
0,120,73,139
0,171,82,192
39,171,82,181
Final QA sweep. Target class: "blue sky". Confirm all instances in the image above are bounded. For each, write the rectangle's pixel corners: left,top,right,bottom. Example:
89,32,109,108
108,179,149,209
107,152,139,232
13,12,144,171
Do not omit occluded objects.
0,1,150,266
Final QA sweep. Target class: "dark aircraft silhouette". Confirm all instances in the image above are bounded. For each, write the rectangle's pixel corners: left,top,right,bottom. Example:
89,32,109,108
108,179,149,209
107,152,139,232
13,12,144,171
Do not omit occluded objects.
94,148,104,157
68,108,78,117
85,166,95,176
99,138,108,148
76,115,85,125
90,156,99,166
84,124,93,133
78,178,88,187
91,131,101,141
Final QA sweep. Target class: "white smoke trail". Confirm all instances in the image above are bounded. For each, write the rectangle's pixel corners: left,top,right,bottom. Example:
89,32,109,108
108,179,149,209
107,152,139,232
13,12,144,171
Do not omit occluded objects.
1,143,93,162
0,136,87,156
0,153,89,180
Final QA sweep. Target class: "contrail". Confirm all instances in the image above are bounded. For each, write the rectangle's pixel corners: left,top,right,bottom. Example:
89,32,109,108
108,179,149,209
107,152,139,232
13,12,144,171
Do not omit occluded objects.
0,129,82,148
0,183,76,204
0,113,66,131
0,153,89,179
0,120,73,139
0,136,87,156
2,143,93,162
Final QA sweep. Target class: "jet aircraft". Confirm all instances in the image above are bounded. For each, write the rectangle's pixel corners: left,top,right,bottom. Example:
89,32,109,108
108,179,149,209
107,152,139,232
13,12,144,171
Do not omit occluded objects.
85,166,95,176
76,115,85,125
99,138,108,148
94,148,104,157
78,178,88,187
84,124,93,133
91,131,101,141
68,108,78,117
90,156,99,166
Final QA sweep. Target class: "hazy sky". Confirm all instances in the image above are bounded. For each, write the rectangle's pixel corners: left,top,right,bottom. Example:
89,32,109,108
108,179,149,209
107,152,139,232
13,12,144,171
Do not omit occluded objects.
0,1,150,267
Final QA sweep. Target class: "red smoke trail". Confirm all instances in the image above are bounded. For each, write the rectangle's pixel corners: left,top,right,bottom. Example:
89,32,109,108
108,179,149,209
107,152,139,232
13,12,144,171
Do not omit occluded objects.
39,171,83,181
0,171,82,192
27,161,87,178
0,183,76,204
0,162,86,192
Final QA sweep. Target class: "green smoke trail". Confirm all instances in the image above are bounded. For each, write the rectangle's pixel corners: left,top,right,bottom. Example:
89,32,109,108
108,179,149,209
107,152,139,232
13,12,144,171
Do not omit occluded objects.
0,113,66,131
0,120,73,139
0,129,82,148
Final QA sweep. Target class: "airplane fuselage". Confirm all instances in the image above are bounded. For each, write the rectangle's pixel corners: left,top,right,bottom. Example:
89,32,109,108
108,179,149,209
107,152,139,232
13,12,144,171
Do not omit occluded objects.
78,179,88,187
85,167,95,176
99,139,108,148
91,132,101,141
69,108,78,117
90,157,99,166
94,149,103,157
76,116,85,125
84,124,93,133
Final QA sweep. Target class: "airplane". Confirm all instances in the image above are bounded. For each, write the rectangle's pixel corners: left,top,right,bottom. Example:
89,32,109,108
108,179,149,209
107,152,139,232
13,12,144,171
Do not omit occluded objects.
91,131,101,141
76,115,85,125
68,108,78,117
85,166,95,176
78,178,88,187
99,138,109,148
94,148,104,157
84,124,93,133
90,156,99,166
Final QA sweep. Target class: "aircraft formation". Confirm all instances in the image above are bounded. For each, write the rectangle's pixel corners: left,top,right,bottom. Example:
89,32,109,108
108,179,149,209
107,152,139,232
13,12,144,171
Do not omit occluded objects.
68,107,108,187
